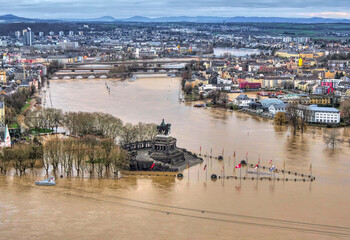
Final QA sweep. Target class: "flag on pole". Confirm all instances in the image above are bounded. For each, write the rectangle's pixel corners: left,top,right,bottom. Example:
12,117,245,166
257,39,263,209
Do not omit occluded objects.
187,163,190,169
269,160,273,166
150,162,155,169
269,165,275,172
200,146,201,151
204,164,207,171
283,160,285,169
233,151,236,158
255,160,260,169
235,164,241,169
309,163,312,172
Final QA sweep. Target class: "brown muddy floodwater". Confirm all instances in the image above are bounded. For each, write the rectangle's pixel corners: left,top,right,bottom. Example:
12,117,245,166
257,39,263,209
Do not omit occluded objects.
1,77,350,239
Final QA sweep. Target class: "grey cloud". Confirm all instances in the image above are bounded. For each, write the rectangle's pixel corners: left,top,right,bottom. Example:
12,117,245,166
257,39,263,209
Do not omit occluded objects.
0,0,349,18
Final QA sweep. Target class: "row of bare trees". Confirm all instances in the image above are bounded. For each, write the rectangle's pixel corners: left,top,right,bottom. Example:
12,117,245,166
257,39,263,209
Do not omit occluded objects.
3,107,161,177
26,108,62,132
43,136,129,178
25,109,159,144
0,143,43,175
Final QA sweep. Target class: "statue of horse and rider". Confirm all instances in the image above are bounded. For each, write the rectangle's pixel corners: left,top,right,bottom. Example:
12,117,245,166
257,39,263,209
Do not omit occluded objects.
157,119,171,135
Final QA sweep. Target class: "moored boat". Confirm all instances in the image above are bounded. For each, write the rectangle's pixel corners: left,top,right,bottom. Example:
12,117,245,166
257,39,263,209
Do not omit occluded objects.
194,103,206,108
35,177,56,186
129,76,137,82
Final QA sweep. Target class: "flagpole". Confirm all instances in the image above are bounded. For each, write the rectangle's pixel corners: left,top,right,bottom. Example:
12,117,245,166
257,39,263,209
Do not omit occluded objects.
234,152,236,174
240,166,242,188
257,154,260,179
246,152,248,177
310,163,312,177
188,163,189,182
283,160,286,181
206,164,208,184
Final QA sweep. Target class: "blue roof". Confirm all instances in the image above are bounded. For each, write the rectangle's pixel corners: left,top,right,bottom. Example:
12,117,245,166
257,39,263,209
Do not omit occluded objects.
236,94,250,100
270,103,287,109
260,99,284,107
308,105,339,113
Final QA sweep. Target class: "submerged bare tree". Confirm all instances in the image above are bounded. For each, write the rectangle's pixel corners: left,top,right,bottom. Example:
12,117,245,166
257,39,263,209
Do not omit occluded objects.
286,103,300,135
324,129,342,150
299,105,311,134
11,144,31,176
45,137,61,174
0,149,12,175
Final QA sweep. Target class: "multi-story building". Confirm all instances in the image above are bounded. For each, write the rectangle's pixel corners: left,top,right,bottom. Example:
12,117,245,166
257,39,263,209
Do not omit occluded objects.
39,32,44,37
239,82,261,90
307,105,340,124
15,31,21,38
23,27,34,46
0,40,7,47
59,31,64,36
69,31,74,36
309,96,331,105
282,37,292,43
235,94,252,107
57,42,79,50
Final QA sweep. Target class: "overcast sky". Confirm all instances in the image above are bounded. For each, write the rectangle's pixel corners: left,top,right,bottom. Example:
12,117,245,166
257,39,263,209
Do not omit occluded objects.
1,0,350,19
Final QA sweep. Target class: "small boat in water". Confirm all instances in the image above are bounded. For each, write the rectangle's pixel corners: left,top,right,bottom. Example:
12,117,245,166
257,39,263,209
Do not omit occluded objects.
129,76,137,82
35,177,56,186
194,103,206,108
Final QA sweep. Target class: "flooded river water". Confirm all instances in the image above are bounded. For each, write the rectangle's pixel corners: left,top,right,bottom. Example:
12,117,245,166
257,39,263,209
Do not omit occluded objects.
1,77,350,239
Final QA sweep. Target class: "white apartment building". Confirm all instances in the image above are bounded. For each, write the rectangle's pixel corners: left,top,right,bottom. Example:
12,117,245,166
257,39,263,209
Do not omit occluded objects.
308,105,340,124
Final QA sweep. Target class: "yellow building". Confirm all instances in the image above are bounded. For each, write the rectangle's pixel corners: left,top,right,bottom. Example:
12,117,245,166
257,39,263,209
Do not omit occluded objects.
0,70,6,84
0,102,5,124
247,77,263,84
299,53,313,59
275,50,299,58
325,70,335,79
296,81,309,91
309,96,330,105
203,62,211,69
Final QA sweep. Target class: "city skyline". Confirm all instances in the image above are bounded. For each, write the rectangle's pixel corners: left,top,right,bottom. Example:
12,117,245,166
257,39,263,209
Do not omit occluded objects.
1,0,350,19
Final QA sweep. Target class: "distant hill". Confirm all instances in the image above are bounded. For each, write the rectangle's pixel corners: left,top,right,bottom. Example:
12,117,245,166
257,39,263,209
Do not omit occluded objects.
124,16,153,22
129,16,350,24
94,16,118,22
0,14,35,23
1,14,350,24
